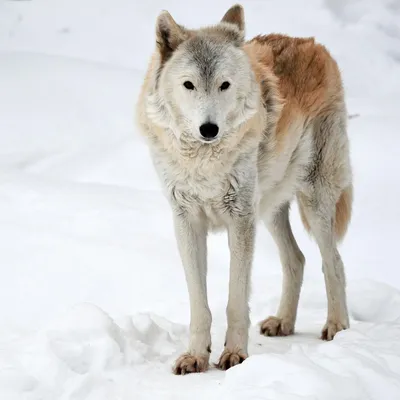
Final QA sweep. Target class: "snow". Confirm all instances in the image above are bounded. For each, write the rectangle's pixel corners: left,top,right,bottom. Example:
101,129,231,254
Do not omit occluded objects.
0,0,400,399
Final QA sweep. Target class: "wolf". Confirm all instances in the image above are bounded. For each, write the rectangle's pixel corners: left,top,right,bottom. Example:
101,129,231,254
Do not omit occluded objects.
136,4,353,374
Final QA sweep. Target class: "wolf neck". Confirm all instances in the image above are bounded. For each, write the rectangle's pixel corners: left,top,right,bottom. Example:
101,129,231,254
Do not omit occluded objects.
151,107,266,179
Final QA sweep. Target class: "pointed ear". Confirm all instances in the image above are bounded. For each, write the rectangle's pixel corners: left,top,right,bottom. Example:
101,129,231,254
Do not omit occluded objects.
156,11,186,63
221,4,245,32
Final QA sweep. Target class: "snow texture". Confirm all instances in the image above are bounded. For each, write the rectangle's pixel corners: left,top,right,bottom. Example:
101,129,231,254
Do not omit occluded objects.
0,0,400,399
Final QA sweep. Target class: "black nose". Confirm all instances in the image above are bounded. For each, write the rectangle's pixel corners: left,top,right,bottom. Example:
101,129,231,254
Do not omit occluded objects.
199,123,219,139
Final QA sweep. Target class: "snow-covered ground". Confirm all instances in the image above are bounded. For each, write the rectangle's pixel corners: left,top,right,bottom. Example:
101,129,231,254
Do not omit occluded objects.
1,0,400,399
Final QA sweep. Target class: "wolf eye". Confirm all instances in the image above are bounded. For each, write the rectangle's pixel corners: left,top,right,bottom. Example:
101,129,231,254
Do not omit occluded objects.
220,81,230,91
183,81,195,90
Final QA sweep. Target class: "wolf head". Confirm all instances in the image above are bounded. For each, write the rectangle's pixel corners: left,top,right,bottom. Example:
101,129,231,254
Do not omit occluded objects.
146,5,261,145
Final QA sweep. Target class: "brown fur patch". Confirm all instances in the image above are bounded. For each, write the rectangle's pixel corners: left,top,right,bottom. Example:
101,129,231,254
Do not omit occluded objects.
244,34,343,151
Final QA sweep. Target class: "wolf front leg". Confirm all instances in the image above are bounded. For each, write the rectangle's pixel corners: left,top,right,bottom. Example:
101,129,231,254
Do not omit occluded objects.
259,203,305,337
217,213,256,370
171,211,212,375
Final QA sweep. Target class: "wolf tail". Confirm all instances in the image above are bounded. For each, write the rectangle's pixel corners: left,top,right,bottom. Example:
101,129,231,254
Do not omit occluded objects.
297,184,353,242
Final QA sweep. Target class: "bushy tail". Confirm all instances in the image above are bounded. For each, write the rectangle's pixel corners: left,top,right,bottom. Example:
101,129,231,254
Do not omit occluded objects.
298,184,353,242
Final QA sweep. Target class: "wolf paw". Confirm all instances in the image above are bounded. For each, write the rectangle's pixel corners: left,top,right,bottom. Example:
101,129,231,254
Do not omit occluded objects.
216,349,247,371
173,353,209,375
259,316,294,337
321,320,348,341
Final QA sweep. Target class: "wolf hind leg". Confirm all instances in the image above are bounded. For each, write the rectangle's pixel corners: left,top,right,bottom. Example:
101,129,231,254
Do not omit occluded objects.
260,202,305,337
297,188,351,340
297,107,352,340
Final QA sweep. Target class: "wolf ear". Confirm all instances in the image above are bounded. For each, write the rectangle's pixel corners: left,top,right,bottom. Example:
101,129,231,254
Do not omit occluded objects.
221,4,245,32
156,11,186,63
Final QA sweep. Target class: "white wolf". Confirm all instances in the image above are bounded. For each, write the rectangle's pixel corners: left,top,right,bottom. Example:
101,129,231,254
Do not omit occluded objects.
136,4,353,374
